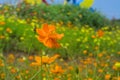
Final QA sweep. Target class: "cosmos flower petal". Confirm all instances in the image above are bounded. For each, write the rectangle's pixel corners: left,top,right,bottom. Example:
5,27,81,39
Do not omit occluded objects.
42,24,49,33
34,56,41,63
36,29,47,37
50,33,64,40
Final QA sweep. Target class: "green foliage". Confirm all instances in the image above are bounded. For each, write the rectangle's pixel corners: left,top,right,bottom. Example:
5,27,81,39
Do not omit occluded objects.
18,4,110,28
0,21,42,53
110,19,120,27
0,19,120,57
0,4,110,28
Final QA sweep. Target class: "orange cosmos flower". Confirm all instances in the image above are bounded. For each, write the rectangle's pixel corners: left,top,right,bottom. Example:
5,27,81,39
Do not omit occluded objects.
0,35,5,39
88,78,93,80
98,69,103,73
15,75,20,79
97,29,104,38
54,78,60,80
7,54,15,63
36,24,64,48
0,60,4,67
0,21,5,25
28,56,34,60
6,28,12,33
51,65,64,74
105,74,111,80
10,67,17,74
31,54,60,66
91,35,96,38
0,73,5,79
18,57,25,63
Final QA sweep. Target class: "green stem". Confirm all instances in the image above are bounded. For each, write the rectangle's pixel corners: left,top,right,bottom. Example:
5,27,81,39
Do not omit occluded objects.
93,38,100,79
45,64,51,80
29,68,41,80
3,57,9,80
118,71,120,80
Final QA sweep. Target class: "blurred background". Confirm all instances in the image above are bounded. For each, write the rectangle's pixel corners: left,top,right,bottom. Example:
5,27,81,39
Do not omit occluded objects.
0,0,120,20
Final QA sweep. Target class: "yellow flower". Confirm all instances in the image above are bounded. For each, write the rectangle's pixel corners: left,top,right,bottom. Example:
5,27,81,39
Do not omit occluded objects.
83,50,87,54
115,62,120,68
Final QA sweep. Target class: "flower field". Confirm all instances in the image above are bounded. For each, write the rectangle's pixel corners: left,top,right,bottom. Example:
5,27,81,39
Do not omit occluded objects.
0,3,120,80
